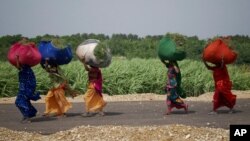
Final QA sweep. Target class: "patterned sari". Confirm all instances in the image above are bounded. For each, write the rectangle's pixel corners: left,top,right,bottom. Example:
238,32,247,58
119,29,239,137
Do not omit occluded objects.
165,65,187,112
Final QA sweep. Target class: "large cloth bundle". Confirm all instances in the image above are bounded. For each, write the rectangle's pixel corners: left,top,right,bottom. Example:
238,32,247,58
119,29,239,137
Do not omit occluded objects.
8,42,41,67
203,39,237,64
76,39,112,68
38,41,73,65
158,37,186,61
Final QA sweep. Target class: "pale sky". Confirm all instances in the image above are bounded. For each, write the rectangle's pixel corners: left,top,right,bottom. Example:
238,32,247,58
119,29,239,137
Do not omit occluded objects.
0,0,250,39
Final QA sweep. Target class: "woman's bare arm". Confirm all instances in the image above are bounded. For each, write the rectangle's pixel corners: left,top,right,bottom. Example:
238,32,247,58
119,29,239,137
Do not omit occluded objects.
80,57,90,71
15,55,21,70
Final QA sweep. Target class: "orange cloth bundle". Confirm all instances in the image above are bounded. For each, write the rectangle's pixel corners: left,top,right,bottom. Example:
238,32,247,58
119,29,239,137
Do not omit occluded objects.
203,39,237,64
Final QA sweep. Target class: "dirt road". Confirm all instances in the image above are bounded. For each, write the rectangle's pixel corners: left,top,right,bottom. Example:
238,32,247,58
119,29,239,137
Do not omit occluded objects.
0,99,250,135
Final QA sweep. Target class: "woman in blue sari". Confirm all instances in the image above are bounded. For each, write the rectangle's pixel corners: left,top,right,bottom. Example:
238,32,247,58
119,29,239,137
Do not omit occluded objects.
15,55,41,123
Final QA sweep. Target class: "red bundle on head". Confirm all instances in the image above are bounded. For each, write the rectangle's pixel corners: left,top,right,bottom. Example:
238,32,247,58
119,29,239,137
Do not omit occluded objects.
203,39,237,64
7,42,41,67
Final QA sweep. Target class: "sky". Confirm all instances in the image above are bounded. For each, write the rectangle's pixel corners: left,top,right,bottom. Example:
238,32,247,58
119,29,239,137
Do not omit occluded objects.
0,0,250,39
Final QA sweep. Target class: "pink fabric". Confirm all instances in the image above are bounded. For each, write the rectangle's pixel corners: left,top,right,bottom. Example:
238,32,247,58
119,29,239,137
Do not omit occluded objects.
166,99,186,109
89,67,103,96
8,42,41,67
93,80,102,94
166,99,187,114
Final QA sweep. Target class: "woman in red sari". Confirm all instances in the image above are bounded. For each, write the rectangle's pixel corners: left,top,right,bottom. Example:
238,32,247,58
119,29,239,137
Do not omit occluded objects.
203,60,236,114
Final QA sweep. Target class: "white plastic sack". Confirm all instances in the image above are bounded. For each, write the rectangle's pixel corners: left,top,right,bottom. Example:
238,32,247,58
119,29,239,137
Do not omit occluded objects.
76,39,112,68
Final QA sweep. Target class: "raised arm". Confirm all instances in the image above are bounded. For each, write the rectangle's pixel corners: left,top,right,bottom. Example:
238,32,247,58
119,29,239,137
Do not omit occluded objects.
203,59,210,69
220,56,225,69
161,59,170,66
80,57,90,71
15,55,21,70
43,58,50,72
83,62,90,72
203,59,214,70
172,61,180,73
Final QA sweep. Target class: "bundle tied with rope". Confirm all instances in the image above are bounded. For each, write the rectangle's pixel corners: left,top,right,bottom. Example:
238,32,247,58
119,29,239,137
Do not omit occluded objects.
157,37,186,98
76,39,112,68
202,39,237,64
7,39,41,67
157,37,186,61
38,38,73,66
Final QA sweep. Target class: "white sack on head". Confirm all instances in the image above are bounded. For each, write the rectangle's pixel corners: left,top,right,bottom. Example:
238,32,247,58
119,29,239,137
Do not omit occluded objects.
76,39,112,68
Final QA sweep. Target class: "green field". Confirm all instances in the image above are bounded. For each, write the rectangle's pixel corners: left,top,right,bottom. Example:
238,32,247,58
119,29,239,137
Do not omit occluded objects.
0,58,250,98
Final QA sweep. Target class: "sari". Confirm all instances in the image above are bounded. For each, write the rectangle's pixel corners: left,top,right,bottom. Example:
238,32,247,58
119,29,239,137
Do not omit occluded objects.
165,65,187,113
44,68,72,116
84,67,106,112
211,65,236,111
15,65,40,118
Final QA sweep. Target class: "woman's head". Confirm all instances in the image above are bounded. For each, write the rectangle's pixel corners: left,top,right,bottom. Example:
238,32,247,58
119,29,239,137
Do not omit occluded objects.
169,60,177,65
41,63,59,73
48,65,58,73
165,60,176,68
90,65,98,69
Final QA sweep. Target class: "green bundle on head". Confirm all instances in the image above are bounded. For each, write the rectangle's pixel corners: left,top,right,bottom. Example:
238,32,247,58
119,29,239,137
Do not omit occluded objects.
51,38,66,49
18,38,30,45
94,41,109,61
158,37,186,61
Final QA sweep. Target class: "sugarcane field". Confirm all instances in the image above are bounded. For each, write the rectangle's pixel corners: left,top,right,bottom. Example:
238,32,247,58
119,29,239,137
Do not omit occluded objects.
1,1,250,141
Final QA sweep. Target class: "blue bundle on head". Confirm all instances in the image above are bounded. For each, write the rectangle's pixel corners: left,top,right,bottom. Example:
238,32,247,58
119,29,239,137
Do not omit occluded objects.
38,40,73,66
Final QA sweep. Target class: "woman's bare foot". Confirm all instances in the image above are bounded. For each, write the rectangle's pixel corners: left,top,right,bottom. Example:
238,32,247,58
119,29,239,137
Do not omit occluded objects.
21,117,31,124
98,111,105,116
184,104,188,113
81,112,92,117
208,111,217,115
55,113,66,118
228,109,235,114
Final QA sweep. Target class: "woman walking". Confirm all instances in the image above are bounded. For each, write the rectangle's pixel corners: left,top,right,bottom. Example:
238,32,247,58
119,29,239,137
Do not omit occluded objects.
162,60,188,115
15,55,41,123
42,59,77,117
203,60,236,114
81,58,107,116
